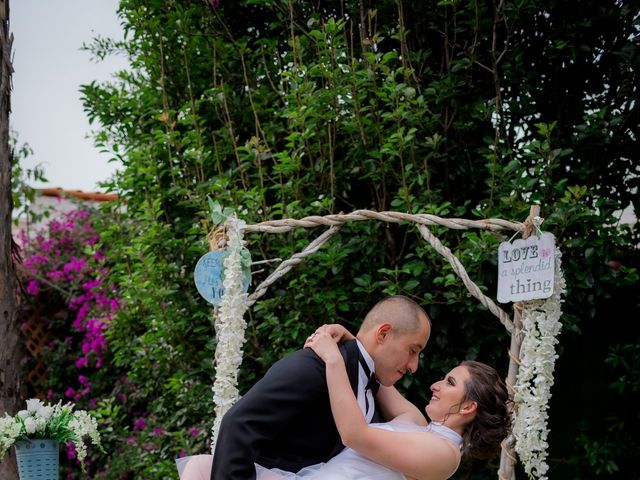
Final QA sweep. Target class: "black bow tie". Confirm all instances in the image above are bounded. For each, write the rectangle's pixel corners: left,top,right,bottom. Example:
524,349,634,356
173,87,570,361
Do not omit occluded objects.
359,354,379,395
365,373,380,395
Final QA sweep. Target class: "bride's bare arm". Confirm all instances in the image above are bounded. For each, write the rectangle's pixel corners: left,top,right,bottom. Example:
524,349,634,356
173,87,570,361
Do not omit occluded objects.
306,332,459,480
376,386,427,426
305,325,425,425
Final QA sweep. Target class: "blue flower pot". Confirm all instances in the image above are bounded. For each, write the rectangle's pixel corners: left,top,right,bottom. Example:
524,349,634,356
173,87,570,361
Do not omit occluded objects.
14,439,59,480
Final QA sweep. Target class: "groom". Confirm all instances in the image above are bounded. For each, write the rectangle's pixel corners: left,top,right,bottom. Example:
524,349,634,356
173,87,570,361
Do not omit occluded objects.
210,295,431,480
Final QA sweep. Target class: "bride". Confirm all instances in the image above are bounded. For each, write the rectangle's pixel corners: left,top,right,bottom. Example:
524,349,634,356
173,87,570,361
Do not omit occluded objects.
177,325,511,480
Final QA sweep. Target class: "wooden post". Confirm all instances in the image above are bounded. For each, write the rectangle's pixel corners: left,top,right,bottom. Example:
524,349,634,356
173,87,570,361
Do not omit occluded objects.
0,1,22,478
498,205,540,480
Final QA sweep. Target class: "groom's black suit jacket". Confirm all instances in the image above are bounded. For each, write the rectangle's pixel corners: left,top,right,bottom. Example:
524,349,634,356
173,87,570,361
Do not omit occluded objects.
210,339,379,480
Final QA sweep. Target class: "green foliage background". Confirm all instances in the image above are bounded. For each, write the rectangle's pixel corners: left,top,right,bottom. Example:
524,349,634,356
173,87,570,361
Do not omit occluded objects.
18,0,640,478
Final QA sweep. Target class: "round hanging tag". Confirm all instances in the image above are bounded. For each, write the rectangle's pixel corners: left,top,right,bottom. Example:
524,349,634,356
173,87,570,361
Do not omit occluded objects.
194,251,250,305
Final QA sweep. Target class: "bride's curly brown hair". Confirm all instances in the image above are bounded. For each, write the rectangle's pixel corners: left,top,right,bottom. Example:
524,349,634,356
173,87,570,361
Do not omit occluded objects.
459,360,512,461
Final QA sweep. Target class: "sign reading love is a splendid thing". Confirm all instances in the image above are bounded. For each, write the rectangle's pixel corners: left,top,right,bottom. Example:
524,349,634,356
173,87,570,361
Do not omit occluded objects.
497,232,555,303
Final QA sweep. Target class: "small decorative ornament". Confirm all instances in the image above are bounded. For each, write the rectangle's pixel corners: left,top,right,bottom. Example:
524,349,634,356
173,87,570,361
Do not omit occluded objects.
497,231,556,303
194,251,250,305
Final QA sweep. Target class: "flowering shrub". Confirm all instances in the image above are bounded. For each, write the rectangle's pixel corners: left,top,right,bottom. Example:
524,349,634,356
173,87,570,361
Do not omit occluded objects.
0,399,102,471
16,207,209,478
18,209,119,402
16,208,122,476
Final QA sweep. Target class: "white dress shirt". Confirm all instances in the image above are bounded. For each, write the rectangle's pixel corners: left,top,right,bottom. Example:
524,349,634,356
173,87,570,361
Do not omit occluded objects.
355,339,376,422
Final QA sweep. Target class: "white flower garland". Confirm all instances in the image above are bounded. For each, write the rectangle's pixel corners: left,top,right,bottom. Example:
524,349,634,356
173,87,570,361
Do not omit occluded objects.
513,247,566,479
210,215,249,452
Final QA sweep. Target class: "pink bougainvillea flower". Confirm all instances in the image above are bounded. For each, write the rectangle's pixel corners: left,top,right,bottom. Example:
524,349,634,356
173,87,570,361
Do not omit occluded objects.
133,418,147,431
26,280,40,296
75,357,89,369
66,441,77,460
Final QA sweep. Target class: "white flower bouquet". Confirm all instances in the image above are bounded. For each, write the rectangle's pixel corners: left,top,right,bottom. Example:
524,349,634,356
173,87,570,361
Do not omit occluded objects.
0,398,102,471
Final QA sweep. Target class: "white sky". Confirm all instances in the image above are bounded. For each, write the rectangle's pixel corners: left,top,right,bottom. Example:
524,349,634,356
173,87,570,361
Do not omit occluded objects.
10,0,128,192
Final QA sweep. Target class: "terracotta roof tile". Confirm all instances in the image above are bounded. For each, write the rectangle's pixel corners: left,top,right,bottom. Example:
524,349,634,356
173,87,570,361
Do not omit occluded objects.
39,188,118,202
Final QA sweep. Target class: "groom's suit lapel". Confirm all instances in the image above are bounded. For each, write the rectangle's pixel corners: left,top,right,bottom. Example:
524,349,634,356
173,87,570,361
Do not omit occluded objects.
328,339,360,458
343,340,383,424
343,339,360,395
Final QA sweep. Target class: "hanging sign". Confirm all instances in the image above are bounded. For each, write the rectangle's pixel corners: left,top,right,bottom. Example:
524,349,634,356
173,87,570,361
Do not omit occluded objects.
194,251,250,305
497,232,555,303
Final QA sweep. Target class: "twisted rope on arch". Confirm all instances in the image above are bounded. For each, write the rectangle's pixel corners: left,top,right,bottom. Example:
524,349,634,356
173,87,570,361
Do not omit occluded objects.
416,224,514,334
241,209,518,332
242,209,524,234
246,225,342,307
241,209,518,329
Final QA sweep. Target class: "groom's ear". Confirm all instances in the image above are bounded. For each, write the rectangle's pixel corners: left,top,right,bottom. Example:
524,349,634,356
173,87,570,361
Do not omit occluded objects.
376,323,393,344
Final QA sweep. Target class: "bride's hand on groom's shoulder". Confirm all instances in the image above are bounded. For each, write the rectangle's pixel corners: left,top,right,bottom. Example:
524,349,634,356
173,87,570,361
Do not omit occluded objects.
317,324,356,343
304,329,342,364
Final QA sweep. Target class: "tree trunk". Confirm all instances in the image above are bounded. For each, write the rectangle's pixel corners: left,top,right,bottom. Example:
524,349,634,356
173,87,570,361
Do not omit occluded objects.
0,0,22,478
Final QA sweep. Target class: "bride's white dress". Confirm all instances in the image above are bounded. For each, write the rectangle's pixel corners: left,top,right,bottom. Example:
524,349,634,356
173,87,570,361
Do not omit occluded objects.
176,420,461,480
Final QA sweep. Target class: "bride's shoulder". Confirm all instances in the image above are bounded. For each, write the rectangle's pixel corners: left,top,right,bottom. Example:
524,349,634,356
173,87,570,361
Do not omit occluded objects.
387,417,461,463
386,430,460,480
412,434,461,480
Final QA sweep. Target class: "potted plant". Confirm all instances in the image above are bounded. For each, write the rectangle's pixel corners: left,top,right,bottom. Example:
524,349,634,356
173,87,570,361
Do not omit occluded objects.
0,399,102,479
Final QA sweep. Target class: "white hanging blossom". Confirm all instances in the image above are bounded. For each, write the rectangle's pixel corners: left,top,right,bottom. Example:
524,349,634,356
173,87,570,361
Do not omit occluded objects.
68,410,101,466
0,415,22,455
513,248,566,479
210,215,249,452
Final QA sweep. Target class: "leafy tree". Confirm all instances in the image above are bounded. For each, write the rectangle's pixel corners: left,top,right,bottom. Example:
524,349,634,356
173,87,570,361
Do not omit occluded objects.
0,2,22,478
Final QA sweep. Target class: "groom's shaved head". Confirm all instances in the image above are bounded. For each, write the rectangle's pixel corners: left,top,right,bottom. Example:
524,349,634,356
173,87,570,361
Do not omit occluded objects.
357,295,431,386
358,295,430,336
